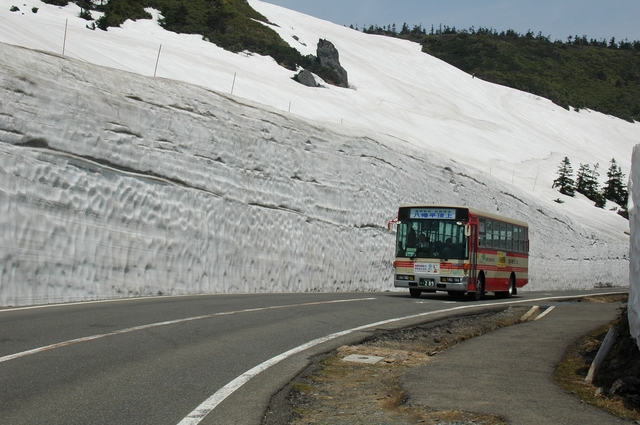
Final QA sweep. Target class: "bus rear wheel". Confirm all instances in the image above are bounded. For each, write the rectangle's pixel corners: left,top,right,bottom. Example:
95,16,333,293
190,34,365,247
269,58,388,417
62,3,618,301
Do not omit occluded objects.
409,288,422,298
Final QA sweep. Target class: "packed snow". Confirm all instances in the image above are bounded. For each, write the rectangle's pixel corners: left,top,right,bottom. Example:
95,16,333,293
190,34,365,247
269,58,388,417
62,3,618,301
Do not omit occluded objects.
629,148,640,347
0,0,637,307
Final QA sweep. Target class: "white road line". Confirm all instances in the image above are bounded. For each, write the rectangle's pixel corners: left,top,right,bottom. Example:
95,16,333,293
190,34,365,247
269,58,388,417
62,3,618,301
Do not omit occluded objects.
176,291,627,425
0,295,182,313
0,298,376,364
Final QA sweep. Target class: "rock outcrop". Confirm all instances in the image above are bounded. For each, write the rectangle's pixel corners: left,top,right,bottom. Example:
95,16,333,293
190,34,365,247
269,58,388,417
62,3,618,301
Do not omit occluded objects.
317,39,348,88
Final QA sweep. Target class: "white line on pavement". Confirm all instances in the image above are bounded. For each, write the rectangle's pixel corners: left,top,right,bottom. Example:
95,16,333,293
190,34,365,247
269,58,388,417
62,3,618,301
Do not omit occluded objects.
0,298,376,364
176,291,626,425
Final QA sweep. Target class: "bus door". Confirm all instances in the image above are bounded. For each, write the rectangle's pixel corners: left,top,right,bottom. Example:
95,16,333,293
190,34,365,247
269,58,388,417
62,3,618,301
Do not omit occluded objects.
467,223,479,291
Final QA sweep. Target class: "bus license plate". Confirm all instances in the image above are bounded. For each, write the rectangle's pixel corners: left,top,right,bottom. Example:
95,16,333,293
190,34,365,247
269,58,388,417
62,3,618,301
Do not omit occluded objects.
419,278,435,287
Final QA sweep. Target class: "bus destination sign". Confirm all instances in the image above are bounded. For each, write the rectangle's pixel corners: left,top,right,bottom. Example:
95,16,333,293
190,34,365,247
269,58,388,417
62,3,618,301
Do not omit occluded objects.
409,208,456,220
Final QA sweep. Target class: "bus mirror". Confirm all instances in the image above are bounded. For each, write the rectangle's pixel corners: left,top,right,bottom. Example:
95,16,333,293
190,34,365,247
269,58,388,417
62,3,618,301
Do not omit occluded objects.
465,224,471,237
387,217,398,233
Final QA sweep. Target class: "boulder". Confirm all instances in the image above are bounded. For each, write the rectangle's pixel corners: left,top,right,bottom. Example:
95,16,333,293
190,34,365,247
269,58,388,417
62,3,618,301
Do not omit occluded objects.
296,69,317,87
317,39,348,88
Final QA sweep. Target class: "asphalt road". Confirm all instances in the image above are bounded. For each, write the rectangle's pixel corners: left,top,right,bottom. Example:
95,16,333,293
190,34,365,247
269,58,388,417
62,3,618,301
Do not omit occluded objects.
0,289,626,425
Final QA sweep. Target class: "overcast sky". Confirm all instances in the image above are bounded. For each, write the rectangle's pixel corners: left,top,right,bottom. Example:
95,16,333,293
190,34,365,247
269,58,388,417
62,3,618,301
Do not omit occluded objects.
262,0,640,43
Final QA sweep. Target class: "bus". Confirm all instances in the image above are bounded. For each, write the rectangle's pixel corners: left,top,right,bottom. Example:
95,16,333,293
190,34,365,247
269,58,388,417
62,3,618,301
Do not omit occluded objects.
390,205,529,300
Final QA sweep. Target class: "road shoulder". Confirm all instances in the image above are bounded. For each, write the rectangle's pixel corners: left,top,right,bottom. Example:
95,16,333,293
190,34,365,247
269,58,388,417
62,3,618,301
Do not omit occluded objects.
401,301,625,425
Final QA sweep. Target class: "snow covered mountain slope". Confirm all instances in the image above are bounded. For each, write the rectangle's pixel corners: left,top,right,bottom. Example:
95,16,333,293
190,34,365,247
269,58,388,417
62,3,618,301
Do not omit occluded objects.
0,0,635,305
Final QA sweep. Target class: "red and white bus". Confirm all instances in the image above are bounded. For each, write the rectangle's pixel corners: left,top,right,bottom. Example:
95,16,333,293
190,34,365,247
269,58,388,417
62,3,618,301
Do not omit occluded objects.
391,205,529,300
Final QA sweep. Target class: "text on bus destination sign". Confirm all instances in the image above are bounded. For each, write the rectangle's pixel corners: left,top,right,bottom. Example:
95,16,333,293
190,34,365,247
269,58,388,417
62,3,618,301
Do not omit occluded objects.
410,208,456,220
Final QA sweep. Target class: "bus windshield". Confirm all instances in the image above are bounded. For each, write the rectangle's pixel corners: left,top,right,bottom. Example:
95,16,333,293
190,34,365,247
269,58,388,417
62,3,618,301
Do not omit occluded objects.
396,219,468,260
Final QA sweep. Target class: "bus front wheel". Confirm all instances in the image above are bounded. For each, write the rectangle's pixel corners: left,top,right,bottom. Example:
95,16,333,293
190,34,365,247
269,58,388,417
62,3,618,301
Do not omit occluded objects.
496,275,515,299
468,276,485,301
409,289,422,298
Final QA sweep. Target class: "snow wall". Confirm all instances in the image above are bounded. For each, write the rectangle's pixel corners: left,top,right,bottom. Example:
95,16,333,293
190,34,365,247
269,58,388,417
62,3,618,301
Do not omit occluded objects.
0,43,630,306
629,145,640,349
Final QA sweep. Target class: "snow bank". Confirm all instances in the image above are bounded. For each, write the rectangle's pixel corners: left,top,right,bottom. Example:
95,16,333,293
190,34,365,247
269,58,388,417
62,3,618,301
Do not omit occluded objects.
0,43,630,306
629,145,640,348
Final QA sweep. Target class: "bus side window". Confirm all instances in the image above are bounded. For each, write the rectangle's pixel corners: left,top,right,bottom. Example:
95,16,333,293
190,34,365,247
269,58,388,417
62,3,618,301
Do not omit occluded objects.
485,220,493,248
519,226,526,252
479,218,486,247
492,221,501,249
515,226,523,252
506,224,513,250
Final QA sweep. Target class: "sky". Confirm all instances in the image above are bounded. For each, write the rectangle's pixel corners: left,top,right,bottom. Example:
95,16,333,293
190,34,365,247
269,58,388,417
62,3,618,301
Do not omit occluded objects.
263,0,640,43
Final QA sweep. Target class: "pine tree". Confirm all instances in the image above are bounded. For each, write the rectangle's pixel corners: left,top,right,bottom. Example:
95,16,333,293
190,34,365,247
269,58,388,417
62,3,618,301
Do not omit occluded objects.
576,163,600,201
603,158,629,208
593,191,607,209
552,157,575,196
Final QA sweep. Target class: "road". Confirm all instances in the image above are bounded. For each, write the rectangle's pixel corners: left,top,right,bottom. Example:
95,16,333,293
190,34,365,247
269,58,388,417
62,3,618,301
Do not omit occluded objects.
0,289,626,425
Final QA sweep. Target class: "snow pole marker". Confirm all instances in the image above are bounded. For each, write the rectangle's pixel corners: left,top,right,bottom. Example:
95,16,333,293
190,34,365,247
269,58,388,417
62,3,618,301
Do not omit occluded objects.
154,44,162,77
62,19,68,56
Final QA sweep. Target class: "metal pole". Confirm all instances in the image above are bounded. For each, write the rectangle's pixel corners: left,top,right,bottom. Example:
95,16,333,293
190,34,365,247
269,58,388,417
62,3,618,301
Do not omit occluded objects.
231,72,236,95
62,19,68,56
154,44,162,77
533,166,540,191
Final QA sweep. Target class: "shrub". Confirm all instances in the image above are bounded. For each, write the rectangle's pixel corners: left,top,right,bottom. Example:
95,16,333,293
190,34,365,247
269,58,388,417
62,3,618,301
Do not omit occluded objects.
79,9,92,20
41,0,69,6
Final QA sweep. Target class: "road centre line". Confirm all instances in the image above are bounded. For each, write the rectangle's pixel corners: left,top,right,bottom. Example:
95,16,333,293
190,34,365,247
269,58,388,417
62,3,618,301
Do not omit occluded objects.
177,291,626,425
0,298,376,364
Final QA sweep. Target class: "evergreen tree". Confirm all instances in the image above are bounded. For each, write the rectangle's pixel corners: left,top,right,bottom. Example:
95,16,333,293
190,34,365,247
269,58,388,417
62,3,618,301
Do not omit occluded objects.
575,163,591,194
593,191,607,209
552,157,575,196
576,162,600,201
603,158,629,207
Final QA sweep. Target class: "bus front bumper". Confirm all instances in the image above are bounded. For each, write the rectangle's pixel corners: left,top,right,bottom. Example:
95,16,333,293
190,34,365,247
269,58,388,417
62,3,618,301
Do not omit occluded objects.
394,276,468,292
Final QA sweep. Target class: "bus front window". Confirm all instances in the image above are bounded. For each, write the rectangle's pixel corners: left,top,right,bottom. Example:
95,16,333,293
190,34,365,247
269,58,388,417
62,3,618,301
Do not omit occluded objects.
396,220,468,260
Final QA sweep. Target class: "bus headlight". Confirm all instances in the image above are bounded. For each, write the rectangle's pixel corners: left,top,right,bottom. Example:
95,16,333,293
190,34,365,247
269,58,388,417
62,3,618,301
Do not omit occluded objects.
440,277,462,283
396,275,415,281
